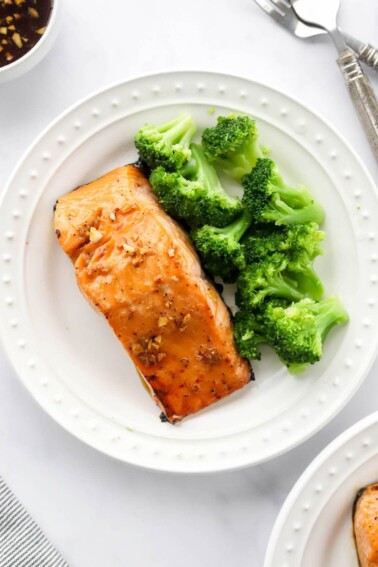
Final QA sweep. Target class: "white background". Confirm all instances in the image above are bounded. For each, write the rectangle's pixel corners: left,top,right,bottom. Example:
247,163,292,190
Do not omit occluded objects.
1,0,378,565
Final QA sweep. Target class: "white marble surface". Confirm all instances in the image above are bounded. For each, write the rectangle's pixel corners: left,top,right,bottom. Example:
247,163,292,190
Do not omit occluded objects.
1,0,378,565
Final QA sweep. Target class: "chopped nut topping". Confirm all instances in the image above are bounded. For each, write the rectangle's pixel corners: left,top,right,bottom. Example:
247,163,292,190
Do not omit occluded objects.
138,352,157,366
157,352,166,362
171,276,179,282
109,211,116,221
183,313,191,325
158,316,169,327
196,346,222,365
175,313,191,332
89,227,103,243
132,257,143,267
131,336,164,366
131,342,144,355
122,243,135,254
12,32,22,47
0,0,52,68
167,247,175,257
28,7,39,17
148,335,163,352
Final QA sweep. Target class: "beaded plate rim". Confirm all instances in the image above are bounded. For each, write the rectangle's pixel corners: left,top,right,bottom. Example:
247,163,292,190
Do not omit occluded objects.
1,70,377,473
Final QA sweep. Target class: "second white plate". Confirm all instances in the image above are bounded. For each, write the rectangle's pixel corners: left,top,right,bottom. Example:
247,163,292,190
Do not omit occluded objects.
0,71,377,473
264,412,378,567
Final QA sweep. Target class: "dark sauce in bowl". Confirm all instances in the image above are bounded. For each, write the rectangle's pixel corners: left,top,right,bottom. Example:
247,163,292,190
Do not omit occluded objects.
0,0,52,67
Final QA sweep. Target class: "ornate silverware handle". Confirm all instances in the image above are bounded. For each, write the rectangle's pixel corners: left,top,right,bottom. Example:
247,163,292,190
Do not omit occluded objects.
358,43,378,70
337,49,378,162
343,33,378,71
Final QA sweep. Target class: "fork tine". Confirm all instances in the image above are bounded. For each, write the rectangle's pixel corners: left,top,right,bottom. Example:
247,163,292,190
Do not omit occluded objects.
252,0,325,39
253,0,283,18
269,0,291,13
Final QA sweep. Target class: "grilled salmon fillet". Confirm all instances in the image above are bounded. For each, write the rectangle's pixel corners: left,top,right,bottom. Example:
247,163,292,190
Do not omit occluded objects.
54,165,252,423
354,483,378,566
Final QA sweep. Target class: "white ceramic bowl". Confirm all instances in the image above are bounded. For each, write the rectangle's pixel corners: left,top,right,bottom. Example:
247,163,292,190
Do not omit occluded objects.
0,0,60,83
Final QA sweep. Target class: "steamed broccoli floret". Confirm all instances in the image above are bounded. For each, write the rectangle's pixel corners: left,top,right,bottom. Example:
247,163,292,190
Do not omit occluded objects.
242,158,324,226
244,224,325,300
264,296,349,373
191,209,252,283
233,309,269,360
235,253,306,309
233,298,289,360
201,114,264,180
149,143,243,228
135,113,196,170
244,223,324,262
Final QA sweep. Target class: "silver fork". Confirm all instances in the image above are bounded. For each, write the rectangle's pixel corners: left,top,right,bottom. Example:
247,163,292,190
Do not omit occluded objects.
290,0,378,162
253,0,378,69
253,0,378,162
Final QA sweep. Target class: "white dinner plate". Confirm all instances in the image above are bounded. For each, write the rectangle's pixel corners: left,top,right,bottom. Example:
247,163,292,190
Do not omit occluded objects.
1,71,377,473
264,411,378,567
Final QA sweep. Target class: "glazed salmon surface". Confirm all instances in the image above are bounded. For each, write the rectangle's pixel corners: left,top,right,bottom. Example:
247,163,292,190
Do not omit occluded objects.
54,165,252,423
354,483,378,567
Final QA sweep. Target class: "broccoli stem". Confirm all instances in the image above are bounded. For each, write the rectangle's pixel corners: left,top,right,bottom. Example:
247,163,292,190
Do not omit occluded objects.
155,113,196,144
270,167,313,208
287,362,307,375
289,267,324,301
274,200,325,226
213,209,252,242
244,140,263,170
263,278,305,303
315,296,349,341
183,144,226,196
182,144,244,216
276,183,311,207
242,159,325,226
222,141,263,181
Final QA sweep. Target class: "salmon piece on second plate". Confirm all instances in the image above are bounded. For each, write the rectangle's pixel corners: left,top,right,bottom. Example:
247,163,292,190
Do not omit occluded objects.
54,165,252,423
354,483,378,567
